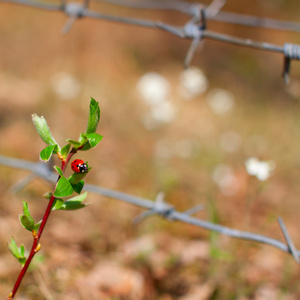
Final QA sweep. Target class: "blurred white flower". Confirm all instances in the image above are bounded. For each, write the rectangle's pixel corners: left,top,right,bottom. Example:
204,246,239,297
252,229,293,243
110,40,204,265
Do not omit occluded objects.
142,101,177,129
137,72,177,129
136,72,170,105
179,67,208,99
245,157,275,181
212,164,238,195
219,131,242,153
206,88,235,115
51,72,81,100
150,101,176,123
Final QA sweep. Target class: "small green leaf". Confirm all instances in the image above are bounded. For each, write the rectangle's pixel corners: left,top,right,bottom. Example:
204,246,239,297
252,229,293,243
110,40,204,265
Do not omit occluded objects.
43,193,65,210
60,144,71,158
78,133,88,145
58,202,88,210
18,257,26,266
52,198,64,210
69,191,88,203
54,166,63,177
8,237,26,266
86,133,103,148
20,244,25,257
71,180,85,194
57,192,89,211
81,133,103,151
22,201,31,218
8,237,20,258
68,170,90,185
32,114,60,150
54,176,74,197
40,144,57,161
66,139,82,149
86,98,100,134
20,215,35,231
20,202,35,231
34,220,42,231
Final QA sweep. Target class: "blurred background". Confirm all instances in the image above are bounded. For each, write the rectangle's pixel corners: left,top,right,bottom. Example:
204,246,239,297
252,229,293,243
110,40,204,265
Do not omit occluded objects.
1,0,300,299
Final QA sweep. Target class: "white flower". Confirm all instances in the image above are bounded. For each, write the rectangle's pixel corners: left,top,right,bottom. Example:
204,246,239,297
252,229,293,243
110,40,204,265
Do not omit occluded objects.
136,72,170,105
206,88,235,115
179,67,208,99
51,72,81,100
245,157,275,181
150,101,176,123
137,72,177,129
141,101,177,129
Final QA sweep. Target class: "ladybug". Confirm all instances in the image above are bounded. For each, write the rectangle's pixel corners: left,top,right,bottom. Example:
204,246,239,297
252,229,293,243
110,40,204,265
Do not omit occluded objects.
71,159,88,173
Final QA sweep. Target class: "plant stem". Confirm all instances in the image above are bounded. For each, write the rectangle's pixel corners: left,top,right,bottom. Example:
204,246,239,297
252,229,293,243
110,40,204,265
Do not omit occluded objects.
8,147,79,299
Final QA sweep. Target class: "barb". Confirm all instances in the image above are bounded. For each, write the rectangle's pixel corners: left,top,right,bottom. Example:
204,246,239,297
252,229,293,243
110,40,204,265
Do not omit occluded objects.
278,217,299,263
2,0,300,80
1,154,299,262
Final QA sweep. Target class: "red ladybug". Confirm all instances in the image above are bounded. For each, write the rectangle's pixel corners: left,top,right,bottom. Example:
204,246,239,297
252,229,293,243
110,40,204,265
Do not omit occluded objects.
71,159,88,173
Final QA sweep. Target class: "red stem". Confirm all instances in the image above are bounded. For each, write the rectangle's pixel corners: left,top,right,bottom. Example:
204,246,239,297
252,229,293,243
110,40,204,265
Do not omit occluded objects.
8,147,80,299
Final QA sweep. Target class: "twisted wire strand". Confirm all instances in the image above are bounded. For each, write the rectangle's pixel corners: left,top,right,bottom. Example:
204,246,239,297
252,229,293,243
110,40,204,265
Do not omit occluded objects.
0,154,299,262
2,0,300,80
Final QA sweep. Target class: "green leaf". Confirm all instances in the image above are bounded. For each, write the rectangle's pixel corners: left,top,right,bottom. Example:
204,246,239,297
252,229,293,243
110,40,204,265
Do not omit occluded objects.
78,133,88,145
20,215,35,231
71,180,85,194
60,144,71,158
8,237,20,258
54,176,74,197
57,192,88,211
58,202,88,211
68,170,90,185
52,198,64,210
32,114,60,150
22,201,31,218
80,133,103,151
66,139,82,149
40,144,57,161
69,191,88,203
19,244,25,257
43,193,65,210
86,133,103,148
86,98,100,134
8,237,26,266
18,257,26,266
54,166,64,177
20,202,35,231
34,220,42,231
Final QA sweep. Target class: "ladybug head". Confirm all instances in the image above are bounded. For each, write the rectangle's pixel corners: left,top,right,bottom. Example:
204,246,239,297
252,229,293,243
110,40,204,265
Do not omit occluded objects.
71,159,89,173
78,162,88,173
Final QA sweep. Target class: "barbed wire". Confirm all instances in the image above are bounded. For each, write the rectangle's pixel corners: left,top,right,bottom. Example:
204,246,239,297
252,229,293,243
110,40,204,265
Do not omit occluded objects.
2,0,300,82
0,154,299,263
